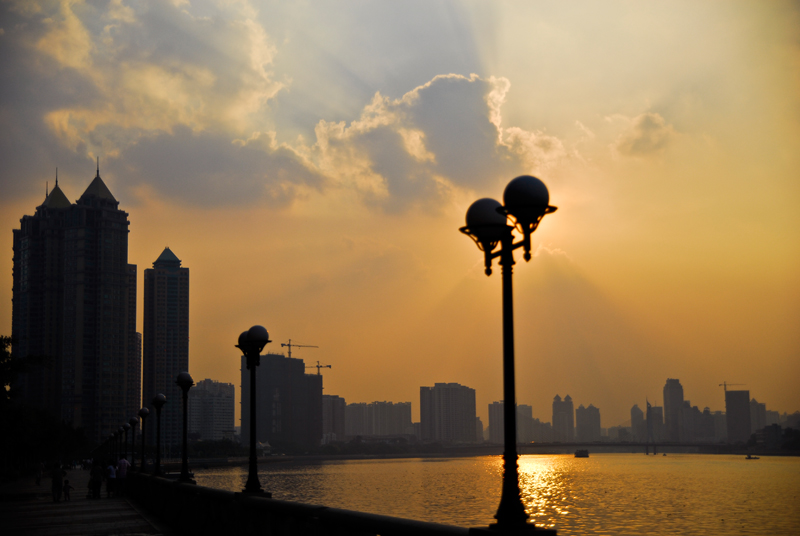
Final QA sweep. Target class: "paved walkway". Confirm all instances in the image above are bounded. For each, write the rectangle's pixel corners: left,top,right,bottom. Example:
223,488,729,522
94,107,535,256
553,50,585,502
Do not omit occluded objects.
0,467,172,535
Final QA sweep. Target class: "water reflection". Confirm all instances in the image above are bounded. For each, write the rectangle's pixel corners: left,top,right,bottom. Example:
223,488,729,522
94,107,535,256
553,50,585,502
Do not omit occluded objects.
194,454,800,535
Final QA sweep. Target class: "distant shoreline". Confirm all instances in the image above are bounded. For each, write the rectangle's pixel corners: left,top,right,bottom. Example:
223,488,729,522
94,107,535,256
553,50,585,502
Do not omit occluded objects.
167,446,799,470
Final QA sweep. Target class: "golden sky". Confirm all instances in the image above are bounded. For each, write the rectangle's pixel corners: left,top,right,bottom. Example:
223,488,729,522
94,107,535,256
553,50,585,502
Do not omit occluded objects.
1,1,798,427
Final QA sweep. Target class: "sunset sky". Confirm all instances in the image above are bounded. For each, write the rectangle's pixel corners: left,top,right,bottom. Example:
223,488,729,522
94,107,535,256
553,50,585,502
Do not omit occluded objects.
1,0,798,428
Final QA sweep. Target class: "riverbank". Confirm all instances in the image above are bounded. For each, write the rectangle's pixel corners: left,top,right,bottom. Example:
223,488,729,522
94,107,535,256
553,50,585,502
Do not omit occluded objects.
163,444,798,470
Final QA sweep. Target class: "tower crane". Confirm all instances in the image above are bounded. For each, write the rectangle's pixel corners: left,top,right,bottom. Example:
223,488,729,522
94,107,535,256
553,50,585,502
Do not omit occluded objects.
280,339,318,359
306,361,332,376
718,382,745,392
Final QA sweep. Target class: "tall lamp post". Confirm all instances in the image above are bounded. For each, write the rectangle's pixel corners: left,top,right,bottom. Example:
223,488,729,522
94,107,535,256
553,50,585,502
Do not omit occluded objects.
236,325,272,495
152,394,166,476
460,175,557,532
138,408,150,472
129,417,138,470
176,372,196,484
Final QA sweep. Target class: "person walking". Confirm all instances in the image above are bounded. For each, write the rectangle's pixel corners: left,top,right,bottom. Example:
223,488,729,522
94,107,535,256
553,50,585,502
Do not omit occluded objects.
51,462,65,502
63,479,75,501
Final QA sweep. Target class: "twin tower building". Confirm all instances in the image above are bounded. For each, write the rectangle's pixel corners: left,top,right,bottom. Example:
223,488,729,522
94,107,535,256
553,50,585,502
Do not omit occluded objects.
12,165,189,445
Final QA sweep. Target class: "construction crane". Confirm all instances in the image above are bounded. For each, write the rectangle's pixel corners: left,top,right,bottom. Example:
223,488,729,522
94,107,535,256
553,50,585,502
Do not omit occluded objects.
280,339,318,359
306,360,332,376
719,382,746,392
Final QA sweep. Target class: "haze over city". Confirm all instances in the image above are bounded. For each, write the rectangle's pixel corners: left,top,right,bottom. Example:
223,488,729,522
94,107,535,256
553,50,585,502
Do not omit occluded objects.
1,0,798,428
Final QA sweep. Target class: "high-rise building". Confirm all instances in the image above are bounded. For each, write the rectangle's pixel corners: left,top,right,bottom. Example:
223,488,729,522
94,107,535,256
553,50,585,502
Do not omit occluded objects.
646,403,664,441
419,383,477,443
680,401,701,442
343,401,412,437
552,395,574,442
125,264,140,420
322,394,346,443
697,407,715,442
188,379,235,441
725,390,751,443
142,247,189,448
240,353,322,450
488,401,550,443
750,398,766,433
345,402,369,437
712,411,727,442
488,401,505,444
765,410,781,427
517,404,534,443
631,404,645,441
576,404,601,442
663,379,684,442
12,167,136,442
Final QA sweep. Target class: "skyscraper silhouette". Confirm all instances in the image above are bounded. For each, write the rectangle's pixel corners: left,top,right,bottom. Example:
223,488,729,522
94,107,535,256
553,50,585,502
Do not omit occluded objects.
575,403,601,442
419,383,477,443
488,401,505,444
12,165,136,441
631,404,645,441
322,394,346,443
188,379,235,441
663,379,684,442
240,353,322,450
725,390,751,444
552,395,574,442
125,265,141,420
143,247,189,449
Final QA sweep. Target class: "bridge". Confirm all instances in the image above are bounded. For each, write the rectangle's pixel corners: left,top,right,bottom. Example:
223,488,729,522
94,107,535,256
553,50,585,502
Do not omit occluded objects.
517,441,738,455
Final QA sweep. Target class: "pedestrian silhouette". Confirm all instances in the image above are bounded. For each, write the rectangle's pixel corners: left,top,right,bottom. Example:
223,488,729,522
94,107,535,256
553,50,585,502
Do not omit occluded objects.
51,463,66,502
63,479,75,501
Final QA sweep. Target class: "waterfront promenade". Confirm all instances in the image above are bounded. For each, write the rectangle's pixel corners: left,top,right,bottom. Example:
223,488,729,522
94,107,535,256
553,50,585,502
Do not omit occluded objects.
0,468,172,535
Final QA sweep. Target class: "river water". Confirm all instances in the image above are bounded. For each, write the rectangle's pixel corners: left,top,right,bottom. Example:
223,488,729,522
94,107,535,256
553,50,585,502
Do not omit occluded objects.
194,454,799,535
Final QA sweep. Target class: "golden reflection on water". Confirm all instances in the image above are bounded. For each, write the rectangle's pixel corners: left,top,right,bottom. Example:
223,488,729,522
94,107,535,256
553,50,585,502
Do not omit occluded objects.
195,454,800,535
519,455,570,528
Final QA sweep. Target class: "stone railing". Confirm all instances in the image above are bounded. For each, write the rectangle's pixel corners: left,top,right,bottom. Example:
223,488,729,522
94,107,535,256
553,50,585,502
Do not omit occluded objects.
127,472,474,536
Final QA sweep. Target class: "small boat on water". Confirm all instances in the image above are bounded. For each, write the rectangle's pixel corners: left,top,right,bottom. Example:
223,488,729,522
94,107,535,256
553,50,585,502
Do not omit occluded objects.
574,449,589,458
745,454,760,460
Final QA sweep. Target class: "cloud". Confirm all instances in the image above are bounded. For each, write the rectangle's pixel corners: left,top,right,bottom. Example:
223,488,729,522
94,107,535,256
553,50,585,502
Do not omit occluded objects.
614,112,676,156
0,2,569,211
113,126,324,208
308,74,568,212
2,0,283,157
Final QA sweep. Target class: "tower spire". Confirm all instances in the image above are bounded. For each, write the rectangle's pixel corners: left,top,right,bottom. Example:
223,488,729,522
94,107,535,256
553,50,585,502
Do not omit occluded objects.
55,167,58,186
96,157,99,177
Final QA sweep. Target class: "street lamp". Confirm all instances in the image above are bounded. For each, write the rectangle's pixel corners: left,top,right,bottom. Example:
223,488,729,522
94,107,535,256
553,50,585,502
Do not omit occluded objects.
176,371,196,484
236,325,272,495
129,417,139,470
460,175,557,532
138,408,150,472
152,394,166,476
